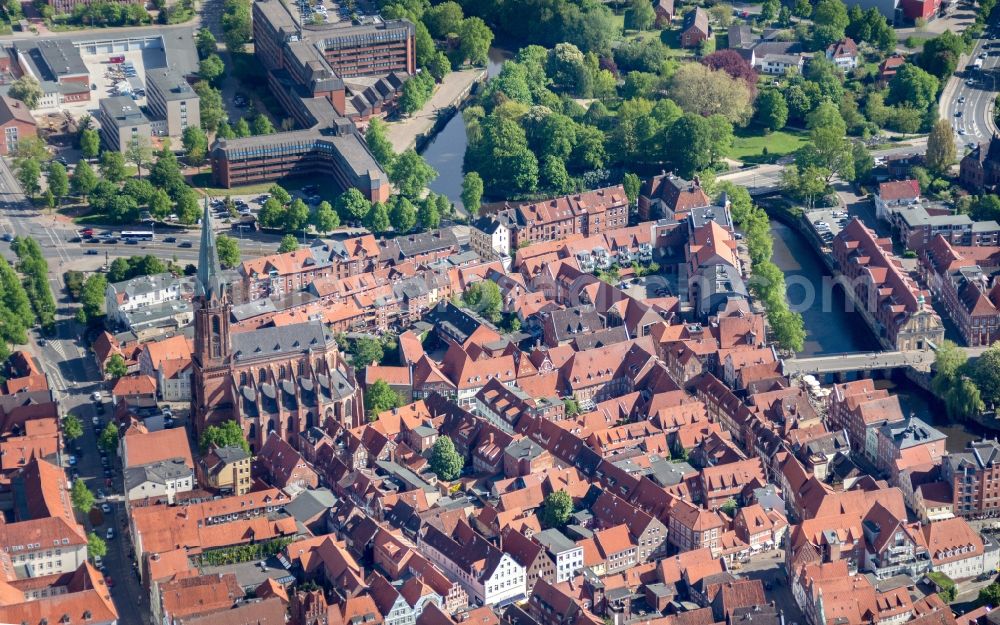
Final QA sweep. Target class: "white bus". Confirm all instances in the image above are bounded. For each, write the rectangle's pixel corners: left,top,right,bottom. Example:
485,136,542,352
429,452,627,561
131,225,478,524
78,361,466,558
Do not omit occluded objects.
120,230,154,241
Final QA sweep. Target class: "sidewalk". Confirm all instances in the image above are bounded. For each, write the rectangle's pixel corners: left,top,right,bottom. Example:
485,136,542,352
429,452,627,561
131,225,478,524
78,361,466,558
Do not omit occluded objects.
385,67,487,153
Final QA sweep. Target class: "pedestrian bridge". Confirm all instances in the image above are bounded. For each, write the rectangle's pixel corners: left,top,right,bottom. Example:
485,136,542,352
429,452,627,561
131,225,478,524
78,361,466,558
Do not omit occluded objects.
781,350,936,376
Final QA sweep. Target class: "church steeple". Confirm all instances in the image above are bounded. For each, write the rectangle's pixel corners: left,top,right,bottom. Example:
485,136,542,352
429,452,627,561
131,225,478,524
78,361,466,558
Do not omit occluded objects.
197,195,224,302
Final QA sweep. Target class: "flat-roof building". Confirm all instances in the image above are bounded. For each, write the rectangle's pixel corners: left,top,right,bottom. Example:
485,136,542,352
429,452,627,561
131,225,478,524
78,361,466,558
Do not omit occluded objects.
145,68,200,140
208,0,412,195
98,95,152,152
210,129,390,202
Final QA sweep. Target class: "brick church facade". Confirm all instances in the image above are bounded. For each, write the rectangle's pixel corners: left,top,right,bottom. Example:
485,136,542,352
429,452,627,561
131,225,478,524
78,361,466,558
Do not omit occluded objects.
191,201,363,453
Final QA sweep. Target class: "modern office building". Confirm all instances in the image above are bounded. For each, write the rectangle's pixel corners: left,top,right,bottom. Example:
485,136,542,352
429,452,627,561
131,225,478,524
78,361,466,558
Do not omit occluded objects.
208,0,414,194
98,95,152,152
145,68,200,140
210,128,390,201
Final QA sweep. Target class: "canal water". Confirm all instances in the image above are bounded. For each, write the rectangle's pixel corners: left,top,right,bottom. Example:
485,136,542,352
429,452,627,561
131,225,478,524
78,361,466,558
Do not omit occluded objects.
770,219,984,450
769,221,880,357
420,48,510,210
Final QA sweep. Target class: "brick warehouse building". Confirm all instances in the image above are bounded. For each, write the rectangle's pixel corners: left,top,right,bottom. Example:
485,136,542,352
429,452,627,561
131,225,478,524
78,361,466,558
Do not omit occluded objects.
210,0,414,195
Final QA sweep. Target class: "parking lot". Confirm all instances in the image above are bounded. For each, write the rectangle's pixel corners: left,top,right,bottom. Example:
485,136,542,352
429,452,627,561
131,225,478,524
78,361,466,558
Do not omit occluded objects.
296,0,352,25
807,208,850,248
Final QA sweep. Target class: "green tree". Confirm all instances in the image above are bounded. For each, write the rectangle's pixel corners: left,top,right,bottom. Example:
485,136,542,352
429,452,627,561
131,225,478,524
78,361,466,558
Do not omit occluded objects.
811,0,850,48
104,353,127,379
199,54,225,84
71,159,98,199
623,173,641,207
926,118,957,176
199,420,250,453
541,490,573,528
277,234,299,253
233,117,251,138
389,196,418,232
920,31,966,80
365,119,396,171
71,479,94,512
418,196,441,230
458,16,493,66
251,113,275,136
426,1,464,38
429,436,464,480
364,379,402,420
149,189,172,218
624,0,655,30
351,337,385,367
979,582,1000,607
946,377,984,420
463,280,502,322
973,343,1000,407
87,532,107,559
62,414,84,442
782,164,830,209
125,137,154,180
667,113,712,178
461,172,484,213
216,234,241,269
98,424,119,455
756,89,788,132
284,198,310,232
100,150,127,183
269,184,292,206
79,128,101,159
887,64,940,112
541,155,572,194
563,398,580,417
311,200,340,235
799,101,855,183
335,188,371,223
47,162,68,205
196,27,217,58
182,126,209,166
769,307,806,352
8,76,41,109
390,150,437,198
760,0,779,22
77,274,107,324
194,81,226,133
366,202,391,234
221,0,252,53
16,158,40,198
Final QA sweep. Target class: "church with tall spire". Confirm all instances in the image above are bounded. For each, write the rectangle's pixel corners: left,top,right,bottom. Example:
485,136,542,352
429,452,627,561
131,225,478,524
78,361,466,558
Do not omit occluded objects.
190,197,363,453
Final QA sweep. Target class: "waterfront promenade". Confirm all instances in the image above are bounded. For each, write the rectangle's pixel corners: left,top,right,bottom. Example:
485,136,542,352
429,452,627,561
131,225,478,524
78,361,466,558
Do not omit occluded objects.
386,67,487,153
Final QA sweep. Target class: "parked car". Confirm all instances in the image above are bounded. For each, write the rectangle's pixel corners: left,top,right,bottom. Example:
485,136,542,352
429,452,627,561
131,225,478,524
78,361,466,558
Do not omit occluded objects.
92,391,102,401
101,503,111,513
106,528,114,540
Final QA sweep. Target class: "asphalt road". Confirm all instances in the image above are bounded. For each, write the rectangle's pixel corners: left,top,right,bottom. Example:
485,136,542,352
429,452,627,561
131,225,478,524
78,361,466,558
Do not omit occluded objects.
0,153,152,623
938,13,1000,152
0,158,294,274
718,141,932,195
945,35,1000,146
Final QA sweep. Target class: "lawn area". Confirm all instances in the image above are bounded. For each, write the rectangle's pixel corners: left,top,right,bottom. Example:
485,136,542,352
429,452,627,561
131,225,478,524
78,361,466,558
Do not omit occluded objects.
728,127,809,163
